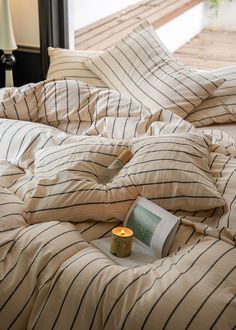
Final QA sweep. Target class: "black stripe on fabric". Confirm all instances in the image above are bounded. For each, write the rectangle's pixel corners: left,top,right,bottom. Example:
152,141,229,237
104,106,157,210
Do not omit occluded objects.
0,228,78,311
221,168,236,196
89,268,132,329
210,293,236,330
95,54,151,106
26,198,135,214
132,134,208,151
12,97,20,120
0,172,22,180
27,193,223,215
31,250,105,329
87,84,93,124
0,222,59,269
27,135,56,169
5,239,83,329
5,121,33,159
140,239,219,330
66,263,113,329
23,179,216,202
104,258,169,329
0,226,22,233
0,101,7,118
128,156,211,176
93,89,100,136
98,223,120,238
162,246,235,329
122,36,194,111
0,201,21,207
227,194,236,228
12,173,34,196
35,148,124,170
76,80,82,135
43,81,50,126
143,27,214,94
23,91,33,121
16,130,53,167
184,262,236,329
35,157,107,174
109,46,178,110
0,120,21,144
0,239,14,248
54,79,60,127
116,239,203,330
65,78,70,132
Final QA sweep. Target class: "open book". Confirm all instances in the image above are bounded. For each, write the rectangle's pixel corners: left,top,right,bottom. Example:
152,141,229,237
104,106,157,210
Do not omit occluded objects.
91,197,180,267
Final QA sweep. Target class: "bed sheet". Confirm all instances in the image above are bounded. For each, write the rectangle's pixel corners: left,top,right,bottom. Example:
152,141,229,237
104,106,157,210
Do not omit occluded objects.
0,80,235,330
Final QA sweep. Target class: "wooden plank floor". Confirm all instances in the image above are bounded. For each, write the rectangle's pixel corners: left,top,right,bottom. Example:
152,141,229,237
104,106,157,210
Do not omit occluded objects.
174,29,236,69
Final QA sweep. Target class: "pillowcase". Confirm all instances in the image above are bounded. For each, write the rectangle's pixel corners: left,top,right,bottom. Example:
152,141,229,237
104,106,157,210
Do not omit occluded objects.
23,133,224,224
84,20,224,118
46,47,108,88
185,66,236,127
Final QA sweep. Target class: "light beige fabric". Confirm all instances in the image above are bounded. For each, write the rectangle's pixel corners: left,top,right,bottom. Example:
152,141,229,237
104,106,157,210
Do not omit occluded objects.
84,20,224,118
0,81,236,330
186,66,236,127
46,47,108,88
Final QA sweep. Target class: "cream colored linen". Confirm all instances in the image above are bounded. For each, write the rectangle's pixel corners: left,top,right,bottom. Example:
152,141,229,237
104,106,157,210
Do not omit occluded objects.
0,80,236,330
84,20,224,118
46,47,108,88
186,66,236,127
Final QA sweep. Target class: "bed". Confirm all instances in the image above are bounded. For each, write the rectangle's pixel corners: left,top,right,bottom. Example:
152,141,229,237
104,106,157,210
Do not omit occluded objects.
0,21,236,330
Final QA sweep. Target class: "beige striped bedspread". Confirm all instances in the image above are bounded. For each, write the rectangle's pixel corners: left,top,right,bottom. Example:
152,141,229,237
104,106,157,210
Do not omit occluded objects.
0,80,235,330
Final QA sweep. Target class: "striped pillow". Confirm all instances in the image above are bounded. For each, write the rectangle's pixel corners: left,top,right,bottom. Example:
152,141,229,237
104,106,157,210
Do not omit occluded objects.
46,47,108,88
185,66,236,127
84,20,224,118
23,133,224,224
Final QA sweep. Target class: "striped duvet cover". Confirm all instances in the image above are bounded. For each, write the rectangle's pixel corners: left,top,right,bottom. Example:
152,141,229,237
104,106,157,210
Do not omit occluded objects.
0,80,236,330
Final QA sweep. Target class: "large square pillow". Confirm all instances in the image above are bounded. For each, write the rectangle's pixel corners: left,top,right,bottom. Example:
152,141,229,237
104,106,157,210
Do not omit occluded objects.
23,133,225,224
84,20,224,118
46,47,108,88
185,66,236,127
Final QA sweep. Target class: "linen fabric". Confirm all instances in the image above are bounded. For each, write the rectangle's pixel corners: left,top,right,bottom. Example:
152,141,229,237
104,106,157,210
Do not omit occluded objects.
46,47,108,88
186,66,236,127
84,20,224,118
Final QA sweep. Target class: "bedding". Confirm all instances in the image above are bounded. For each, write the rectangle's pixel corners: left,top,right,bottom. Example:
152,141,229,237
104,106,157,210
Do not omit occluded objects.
46,47,107,88
0,77,236,330
84,20,225,118
186,66,236,127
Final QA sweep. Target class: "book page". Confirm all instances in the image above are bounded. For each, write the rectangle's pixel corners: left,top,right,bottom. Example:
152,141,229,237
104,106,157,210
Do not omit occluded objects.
91,237,157,267
124,197,179,258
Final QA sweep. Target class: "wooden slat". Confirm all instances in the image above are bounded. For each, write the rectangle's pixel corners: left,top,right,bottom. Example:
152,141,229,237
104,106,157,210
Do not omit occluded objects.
74,0,236,70
175,30,236,69
75,0,202,50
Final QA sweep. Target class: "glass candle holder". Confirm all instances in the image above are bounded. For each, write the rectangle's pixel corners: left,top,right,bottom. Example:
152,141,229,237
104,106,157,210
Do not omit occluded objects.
110,227,133,258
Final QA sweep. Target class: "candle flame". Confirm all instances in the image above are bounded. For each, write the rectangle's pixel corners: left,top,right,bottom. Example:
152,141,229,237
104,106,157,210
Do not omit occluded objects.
120,229,126,235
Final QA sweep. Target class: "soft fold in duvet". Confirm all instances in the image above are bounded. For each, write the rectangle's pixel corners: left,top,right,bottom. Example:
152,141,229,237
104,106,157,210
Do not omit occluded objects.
0,79,236,330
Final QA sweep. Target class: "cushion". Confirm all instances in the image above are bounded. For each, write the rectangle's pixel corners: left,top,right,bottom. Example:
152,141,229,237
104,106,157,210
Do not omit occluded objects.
46,47,108,88
84,20,224,118
185,66,236,127
23,132,225,224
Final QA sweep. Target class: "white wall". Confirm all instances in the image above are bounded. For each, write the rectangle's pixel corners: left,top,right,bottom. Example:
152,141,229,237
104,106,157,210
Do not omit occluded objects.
205,0,236,31
68,0,140,48
156,2,206,52
10,0,40,47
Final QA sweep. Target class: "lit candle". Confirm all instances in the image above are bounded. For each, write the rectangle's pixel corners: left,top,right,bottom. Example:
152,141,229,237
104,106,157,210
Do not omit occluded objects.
110,227,133,258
